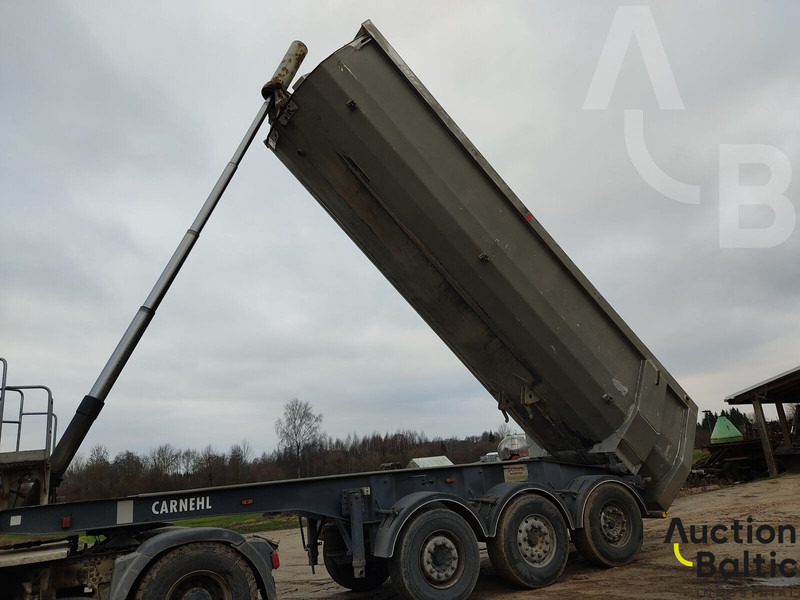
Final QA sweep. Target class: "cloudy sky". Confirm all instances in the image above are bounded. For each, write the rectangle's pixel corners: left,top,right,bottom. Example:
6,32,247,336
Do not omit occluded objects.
1,2,798,461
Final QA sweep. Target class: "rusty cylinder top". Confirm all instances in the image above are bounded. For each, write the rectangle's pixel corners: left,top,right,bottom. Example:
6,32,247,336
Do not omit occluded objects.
262,40,308,99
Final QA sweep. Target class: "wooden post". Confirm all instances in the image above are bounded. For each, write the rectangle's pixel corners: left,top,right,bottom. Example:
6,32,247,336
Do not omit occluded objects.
752,398,779,476
775,402,792,449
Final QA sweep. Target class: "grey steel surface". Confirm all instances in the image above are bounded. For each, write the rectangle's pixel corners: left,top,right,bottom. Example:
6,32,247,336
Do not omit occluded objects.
267,21,697,511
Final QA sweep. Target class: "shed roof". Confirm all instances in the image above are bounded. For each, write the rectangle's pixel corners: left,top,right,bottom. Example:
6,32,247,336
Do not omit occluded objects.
725,365,800,406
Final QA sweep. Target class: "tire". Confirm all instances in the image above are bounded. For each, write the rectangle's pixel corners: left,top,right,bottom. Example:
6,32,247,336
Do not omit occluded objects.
388,508,480,600
571,483,643,567
322,523,389,591
487,494,569,588
133,542,259,600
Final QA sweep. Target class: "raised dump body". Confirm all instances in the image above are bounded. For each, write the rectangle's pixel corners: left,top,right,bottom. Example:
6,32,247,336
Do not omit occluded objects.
267,21,697,511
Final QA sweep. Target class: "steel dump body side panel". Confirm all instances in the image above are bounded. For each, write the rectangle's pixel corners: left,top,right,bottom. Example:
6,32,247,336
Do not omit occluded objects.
268,22,696,510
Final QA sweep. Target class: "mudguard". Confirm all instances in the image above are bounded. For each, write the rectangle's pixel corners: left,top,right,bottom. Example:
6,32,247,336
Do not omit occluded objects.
567,476,648,529
107,526,277,600
373,492,487,559
479,482,576,535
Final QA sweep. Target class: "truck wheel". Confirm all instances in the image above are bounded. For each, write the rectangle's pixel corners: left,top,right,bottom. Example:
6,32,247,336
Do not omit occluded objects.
487,494,568,588
388,508,480,600
322,523,389,591
572,483,643,567
133,542,258,600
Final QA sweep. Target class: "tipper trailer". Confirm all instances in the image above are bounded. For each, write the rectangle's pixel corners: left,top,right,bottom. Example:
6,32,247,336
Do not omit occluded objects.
0,21,697,600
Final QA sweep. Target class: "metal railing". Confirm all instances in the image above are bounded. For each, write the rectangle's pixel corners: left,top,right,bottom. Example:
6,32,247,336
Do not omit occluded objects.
0,358,58,456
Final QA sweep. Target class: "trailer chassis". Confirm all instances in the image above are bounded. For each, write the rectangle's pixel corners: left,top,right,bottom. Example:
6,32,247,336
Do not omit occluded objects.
2,455,648,599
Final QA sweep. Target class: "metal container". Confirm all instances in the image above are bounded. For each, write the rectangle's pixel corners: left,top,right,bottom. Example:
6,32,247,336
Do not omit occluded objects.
267,21,697,511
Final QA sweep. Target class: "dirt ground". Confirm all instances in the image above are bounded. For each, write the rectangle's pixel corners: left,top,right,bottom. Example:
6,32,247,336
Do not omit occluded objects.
267,472,799,599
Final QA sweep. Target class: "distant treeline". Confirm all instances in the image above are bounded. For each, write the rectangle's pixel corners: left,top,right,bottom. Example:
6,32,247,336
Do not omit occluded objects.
64,405,783,502
59,429,506,502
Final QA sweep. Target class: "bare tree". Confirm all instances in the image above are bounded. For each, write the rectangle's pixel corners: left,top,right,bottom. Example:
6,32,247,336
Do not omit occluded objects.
229,439,254,483
496,422,513,439
275,398,323,478
113,450,144,480
234,438,254,463
194,445,225,487
148,443,181,479
85,445,111,499
180,448,199,476
88,444,109,466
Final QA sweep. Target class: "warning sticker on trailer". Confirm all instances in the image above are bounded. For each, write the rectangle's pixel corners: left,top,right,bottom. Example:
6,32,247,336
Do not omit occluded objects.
503,464,528,482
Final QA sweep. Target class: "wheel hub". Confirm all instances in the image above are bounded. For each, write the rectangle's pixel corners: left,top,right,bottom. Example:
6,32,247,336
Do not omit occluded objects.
182,590,213,600
516,515,554,566
600,502,629,546
166,570,232,600
421,533,460,587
